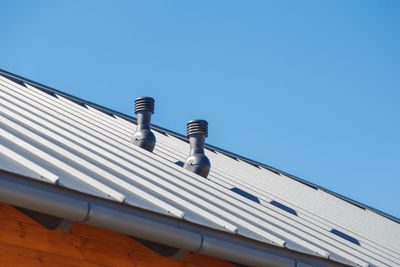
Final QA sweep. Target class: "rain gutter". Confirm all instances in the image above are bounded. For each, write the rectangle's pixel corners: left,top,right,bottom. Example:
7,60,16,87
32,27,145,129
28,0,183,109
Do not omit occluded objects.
0,170,344,267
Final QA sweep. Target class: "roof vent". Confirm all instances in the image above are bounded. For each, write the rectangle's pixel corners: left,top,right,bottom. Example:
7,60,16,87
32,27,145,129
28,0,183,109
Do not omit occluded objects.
131,97,156,152
184,120,211,178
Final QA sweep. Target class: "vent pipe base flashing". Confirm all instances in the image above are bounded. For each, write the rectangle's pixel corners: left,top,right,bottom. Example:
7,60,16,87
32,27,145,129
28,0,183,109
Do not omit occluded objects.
131,97,156,152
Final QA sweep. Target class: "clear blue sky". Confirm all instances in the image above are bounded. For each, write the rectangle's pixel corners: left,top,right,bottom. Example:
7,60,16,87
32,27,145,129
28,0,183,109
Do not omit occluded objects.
1,1,399,218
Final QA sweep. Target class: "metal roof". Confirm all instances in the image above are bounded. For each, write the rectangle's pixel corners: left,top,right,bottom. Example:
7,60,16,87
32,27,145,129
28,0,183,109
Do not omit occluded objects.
0,69,399,267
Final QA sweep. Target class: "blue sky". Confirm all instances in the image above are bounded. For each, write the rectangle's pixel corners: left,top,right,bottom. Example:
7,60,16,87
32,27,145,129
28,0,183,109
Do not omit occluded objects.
1,1,399,218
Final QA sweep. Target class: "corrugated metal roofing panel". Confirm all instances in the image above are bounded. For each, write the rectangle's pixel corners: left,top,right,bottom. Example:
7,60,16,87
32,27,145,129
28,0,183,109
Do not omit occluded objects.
0,141,59,183
0,72,399,267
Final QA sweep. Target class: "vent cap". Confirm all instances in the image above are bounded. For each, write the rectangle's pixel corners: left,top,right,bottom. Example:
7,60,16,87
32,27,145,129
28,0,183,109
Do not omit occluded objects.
134,97,154,114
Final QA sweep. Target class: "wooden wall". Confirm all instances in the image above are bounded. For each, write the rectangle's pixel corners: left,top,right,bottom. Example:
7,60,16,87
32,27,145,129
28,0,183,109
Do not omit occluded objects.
0,202,235,267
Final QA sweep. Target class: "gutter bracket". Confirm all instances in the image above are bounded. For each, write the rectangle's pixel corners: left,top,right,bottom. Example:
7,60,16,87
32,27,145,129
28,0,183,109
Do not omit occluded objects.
230,263,250,267
131,236,187,259
14,206,75,232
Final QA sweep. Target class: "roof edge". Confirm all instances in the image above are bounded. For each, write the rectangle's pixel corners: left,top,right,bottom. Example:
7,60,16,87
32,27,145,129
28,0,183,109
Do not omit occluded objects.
1,68,398,225
0,170,345,267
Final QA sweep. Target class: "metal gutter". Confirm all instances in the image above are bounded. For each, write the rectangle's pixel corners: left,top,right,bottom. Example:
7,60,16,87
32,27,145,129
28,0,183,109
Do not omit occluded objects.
0,170,345,267
0,68,397,225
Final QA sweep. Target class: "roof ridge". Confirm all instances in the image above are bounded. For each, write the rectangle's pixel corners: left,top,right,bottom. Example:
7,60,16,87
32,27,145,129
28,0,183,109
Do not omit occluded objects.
1,67,398,225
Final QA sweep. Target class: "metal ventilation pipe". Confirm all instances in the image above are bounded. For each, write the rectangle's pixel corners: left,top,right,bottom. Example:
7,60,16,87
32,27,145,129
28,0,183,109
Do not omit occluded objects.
184,120,211,178
131,97,156,152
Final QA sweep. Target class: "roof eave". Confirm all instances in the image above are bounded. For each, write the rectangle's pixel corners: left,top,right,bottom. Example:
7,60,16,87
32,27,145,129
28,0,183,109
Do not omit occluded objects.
0,169,347,267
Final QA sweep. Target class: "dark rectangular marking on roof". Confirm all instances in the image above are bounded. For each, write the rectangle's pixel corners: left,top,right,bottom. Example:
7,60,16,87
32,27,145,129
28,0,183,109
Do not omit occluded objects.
206,147,217,153
330,229,360,245
339,195,367,210
175,161,184,167
229,155,239,161
251,163,260,169
154,129,168,136
28,83,58,98
0,74,25,86
284,174,318,190
231,187,260,203
42,89,58,97
92,106,115,117
66,100,88,108
270,200,297,216
260,166,281,176
54,93,87,107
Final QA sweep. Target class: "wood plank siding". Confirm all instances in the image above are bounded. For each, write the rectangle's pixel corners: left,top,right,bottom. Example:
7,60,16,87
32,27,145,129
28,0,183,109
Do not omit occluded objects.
0,202,235,267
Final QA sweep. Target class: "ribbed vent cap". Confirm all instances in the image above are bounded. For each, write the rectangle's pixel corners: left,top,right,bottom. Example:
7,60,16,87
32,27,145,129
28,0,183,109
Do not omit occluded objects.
135,97,155,114
187,120,208,137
